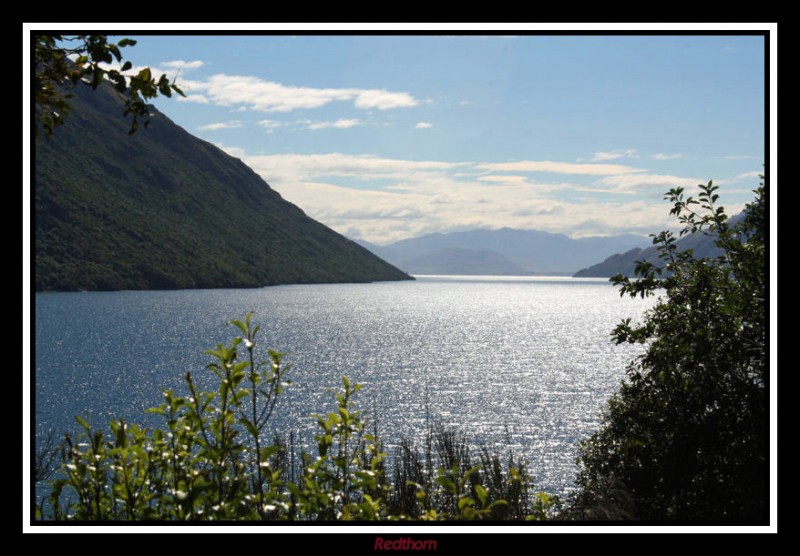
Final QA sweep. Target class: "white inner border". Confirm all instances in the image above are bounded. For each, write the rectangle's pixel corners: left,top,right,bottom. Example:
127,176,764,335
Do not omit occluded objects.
23,22,778,534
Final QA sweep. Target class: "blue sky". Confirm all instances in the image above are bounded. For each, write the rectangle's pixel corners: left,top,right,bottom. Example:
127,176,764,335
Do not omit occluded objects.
83,33,768,243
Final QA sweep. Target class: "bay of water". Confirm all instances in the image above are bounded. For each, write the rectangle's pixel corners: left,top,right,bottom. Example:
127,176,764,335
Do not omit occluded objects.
34,276,654,496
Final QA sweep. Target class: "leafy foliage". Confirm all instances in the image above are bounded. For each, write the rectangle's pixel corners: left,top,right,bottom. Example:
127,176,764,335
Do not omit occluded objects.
386,424,551,521
575,180,766,521
47,313,291,520
34,35,184,137
40,314,557,521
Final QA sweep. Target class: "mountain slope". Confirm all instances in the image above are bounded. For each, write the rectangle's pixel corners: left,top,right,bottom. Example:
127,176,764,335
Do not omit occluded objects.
573,213,746,277
358,228,648,275
34,83,411,291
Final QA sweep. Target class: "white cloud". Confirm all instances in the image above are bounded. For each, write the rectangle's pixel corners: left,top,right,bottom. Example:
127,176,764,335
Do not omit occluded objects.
477,160,644,176
734,171,762,181
226,150,689,243
723,155,759,160
415,122,433,129
198,121,242,131
213,142,247,158
241,152,464,185
177,73,418,113
596,173,703,192
354,90,418,110
478,175,530,184
177,94,209,104
307,118,362,130
257,119,283,132
266,171,677,243
589,149,638,162
160,60,204,71
652,153,683,160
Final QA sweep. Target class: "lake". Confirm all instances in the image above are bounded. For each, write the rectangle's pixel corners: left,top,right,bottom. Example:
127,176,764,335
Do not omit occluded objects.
34,275,655,497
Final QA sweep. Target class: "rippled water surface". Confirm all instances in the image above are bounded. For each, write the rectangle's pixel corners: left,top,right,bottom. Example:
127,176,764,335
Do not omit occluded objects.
35,276,654,495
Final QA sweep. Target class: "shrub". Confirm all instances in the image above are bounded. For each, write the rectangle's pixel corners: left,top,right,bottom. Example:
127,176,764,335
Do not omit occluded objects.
575,181,767,521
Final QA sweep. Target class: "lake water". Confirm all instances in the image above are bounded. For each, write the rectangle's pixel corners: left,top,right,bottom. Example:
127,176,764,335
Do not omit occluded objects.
34,276,654,496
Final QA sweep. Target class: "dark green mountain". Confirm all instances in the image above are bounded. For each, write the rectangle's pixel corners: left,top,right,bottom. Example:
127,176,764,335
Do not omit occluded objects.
34,84,411,291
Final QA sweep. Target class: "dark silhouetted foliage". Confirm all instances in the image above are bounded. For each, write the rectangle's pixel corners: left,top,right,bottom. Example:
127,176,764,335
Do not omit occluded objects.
34,35,184,137
576,180,766,521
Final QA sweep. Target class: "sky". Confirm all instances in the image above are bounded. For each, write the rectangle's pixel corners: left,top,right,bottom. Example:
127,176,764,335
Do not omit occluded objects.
65,32,769,244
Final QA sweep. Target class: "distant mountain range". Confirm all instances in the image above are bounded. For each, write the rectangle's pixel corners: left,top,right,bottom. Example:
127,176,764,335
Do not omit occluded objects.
355,228,649,275
398,248,529,275
35,81,411,291
573,213,745,277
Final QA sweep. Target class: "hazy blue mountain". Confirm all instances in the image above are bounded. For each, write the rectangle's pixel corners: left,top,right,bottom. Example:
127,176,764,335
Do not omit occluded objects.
354,239,402,267
35,82,412,291
398,248,529,275
356,228,648,275
572,248,651,278
573,213,746,277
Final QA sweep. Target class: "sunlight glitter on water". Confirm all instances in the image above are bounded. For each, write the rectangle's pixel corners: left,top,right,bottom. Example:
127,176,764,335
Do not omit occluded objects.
35,276,655,496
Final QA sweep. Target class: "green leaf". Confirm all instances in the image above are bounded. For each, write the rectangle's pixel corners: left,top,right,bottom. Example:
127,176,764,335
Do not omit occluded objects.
361,497,376,520
354,470,377,489
537,491,553,506
136,67,152,82
91,68,104,89
239,417,258,438
230,319,247,335
121,61,132,72
286,482,301,497
158,76,172,97
327,412,341,425
108,44,122,62
474,484,487,506
434,475,457,495
108,72,127,92
260,445,280,461
459,465,482,488
111,420,126,448
74,415,90,430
